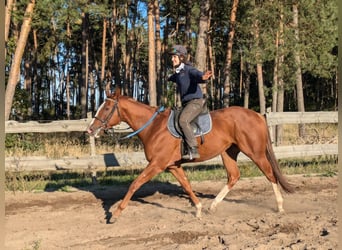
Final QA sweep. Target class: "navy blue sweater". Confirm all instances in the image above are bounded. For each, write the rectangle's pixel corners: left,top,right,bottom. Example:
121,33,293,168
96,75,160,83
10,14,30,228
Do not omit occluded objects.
168,64,204,104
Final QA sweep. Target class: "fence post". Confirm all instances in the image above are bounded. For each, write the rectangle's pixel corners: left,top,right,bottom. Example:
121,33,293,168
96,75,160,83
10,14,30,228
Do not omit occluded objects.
87,112,96,157
266,108,275,145
87,112,98,185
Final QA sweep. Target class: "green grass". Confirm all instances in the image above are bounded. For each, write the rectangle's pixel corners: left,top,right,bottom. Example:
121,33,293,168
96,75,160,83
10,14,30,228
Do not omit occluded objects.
5,155,337,192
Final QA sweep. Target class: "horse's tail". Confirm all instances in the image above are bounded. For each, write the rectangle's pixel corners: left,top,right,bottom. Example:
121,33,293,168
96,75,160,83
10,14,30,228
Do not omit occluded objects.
264,117,295,193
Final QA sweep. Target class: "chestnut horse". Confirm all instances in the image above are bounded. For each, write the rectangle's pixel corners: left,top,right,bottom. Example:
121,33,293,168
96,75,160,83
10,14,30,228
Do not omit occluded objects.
87,89,294,220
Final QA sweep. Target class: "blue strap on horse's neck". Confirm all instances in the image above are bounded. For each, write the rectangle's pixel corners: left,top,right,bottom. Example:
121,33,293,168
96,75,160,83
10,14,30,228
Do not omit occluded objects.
119,106,165,140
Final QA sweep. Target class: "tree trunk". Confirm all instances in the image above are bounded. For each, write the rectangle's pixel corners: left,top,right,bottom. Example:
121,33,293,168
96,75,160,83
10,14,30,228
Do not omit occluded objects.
272,31,279,113
293,2,305,137
276,7,285,145
148,0,157,106
24,57,32,119
10,1,20,44
124,30,133,96
66,19,71,119
276,69,284,145
184,0,192,48
66,71,71,119
80,12,89,118
5,0,35,120
243,65,250,109
271,31,279,143
161,16,170,104
222,0,239,108
256,63,266,114
240,52,250,109
110,0,120,90
99,17,107,104
239,49,243,97
254,20,266,114
5,0,14,58
154,0,162,105
123,2,130,95
195,0,210,96
25,28,38,118
207,17,215,110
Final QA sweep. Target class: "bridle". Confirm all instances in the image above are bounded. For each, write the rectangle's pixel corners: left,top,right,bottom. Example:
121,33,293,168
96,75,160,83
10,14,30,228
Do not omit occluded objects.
90,97,165,140
93,98,121,131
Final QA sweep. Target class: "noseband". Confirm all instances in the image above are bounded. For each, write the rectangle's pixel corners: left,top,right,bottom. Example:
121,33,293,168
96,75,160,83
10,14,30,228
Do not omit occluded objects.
94,98,121,130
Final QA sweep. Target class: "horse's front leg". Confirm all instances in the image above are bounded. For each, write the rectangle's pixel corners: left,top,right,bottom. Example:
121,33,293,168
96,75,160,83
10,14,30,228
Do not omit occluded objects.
113,162,163,219
168,166,202,218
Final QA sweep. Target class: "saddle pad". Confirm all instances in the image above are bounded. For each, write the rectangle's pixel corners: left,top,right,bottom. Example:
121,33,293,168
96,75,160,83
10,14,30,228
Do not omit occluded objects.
167,109,212,138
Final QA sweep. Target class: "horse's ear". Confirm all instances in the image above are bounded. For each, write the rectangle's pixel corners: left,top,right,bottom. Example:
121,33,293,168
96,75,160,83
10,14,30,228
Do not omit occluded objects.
114,86,122,97
105,84,122,98
105,83,111,97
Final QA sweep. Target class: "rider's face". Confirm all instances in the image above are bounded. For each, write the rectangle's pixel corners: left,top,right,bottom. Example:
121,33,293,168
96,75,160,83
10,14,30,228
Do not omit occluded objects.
171,55,181,67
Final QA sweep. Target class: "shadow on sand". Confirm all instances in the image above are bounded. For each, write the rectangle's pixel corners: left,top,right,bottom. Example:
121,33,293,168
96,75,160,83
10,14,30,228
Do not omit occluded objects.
43,164,217,224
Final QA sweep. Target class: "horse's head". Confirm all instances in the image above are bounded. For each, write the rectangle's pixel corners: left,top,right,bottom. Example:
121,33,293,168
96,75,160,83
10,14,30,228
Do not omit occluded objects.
87,87,122,138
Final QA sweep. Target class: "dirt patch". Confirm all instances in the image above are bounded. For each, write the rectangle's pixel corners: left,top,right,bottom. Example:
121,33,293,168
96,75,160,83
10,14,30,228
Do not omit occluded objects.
5,175,338,249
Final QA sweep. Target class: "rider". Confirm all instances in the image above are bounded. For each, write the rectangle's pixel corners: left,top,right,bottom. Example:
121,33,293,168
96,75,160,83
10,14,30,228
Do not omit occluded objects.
168,45,212,160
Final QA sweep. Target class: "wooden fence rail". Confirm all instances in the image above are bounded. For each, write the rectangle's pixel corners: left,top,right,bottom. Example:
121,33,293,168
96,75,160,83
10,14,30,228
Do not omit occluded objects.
5,111,338,171
266,111,338,125
5,111,338,134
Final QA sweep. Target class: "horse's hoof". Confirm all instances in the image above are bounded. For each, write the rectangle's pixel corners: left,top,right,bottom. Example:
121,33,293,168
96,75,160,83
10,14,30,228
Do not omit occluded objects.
113,208,122,218
108,218,118,224
207,207,216,215
106,214,120,224
196,211,202,219
209,204,217,212
195,203,202,218
106,215,115,224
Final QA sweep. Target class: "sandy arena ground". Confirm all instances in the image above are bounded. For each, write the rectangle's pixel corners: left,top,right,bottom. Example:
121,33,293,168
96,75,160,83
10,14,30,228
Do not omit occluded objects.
5,175,338,249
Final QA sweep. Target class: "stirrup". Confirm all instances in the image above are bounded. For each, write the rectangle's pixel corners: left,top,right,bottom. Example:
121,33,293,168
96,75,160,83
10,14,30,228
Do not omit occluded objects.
182,154,191,160
182,147,199,160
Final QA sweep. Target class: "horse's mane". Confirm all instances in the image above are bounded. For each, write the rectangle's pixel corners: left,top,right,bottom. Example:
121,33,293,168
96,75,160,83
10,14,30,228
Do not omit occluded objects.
118,95,159,113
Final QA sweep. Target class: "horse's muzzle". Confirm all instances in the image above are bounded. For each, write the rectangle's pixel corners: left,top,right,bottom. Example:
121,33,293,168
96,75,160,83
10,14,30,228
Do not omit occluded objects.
87,127,101,138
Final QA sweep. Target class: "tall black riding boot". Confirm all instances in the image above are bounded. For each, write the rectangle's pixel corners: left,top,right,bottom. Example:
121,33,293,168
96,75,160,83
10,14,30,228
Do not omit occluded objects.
188,146,200,160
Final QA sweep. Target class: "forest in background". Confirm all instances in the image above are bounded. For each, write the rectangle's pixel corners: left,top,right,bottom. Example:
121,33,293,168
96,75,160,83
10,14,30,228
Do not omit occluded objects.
5,0,338,121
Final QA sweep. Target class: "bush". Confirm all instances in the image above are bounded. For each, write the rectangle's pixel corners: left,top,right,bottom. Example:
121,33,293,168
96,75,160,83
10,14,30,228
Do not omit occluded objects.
5,133,42,152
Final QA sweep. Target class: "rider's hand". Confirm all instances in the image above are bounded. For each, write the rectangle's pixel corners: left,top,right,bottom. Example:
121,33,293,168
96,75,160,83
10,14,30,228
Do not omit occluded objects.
202,71,213,81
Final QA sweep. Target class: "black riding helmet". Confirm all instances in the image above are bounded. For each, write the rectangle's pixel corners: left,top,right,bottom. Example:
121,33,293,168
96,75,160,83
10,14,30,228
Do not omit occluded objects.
170,45,187,56
170,45,188,63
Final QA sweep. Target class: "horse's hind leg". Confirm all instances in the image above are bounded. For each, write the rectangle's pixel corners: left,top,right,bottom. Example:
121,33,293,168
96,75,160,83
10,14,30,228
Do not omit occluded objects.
271,182,284,212
250,155,284,213
210,145,240,211
168,166,202,218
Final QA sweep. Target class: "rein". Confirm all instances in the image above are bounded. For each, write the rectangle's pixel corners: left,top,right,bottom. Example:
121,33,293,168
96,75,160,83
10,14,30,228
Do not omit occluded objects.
119,105,165,140
93,97,165,140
